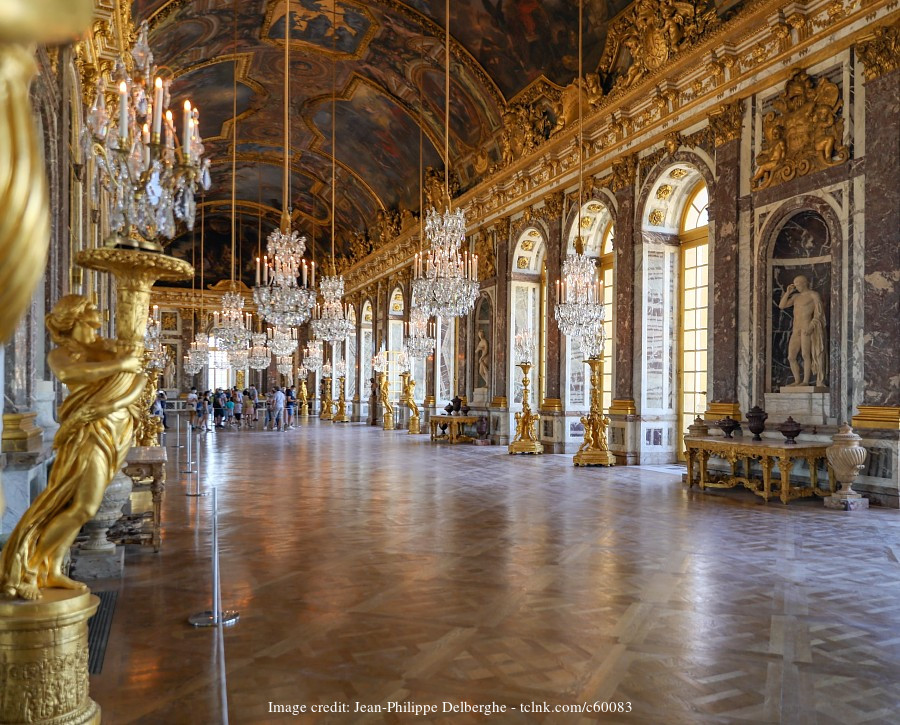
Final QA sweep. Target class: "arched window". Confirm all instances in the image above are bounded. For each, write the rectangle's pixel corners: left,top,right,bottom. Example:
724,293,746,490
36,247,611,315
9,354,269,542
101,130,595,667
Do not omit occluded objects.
346,306,357,400
510,227,545,408
387,287,405,401
361,300,374,395
679,181,709,446
599,222,615,412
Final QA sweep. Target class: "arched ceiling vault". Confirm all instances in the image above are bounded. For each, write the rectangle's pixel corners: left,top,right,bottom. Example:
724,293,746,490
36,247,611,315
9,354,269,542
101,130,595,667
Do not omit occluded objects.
135,0,634,283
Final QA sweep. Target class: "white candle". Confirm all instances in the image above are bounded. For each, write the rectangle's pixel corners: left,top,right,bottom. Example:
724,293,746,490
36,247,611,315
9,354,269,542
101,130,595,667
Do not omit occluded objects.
302,260,307,287
118,81,128,141
182,100,192,160
255,257,260,286
164,110,174,151
142,123,150,169
263,256,268,285
311,261,315,287
152,77,164,138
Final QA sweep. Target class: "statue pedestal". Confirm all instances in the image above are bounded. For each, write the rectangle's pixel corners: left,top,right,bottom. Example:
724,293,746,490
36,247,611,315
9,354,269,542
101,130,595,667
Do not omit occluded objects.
0,589,101,725
764,391,831,426
824,494,869,511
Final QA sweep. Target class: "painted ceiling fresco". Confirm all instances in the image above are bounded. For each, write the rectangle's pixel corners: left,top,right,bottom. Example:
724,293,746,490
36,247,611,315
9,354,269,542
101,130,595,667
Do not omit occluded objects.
133,0,733,282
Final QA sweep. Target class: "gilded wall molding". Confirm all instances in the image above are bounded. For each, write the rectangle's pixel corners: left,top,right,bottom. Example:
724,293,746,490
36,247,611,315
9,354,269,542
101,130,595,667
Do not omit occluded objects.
856,18,900,81
708,100,745,148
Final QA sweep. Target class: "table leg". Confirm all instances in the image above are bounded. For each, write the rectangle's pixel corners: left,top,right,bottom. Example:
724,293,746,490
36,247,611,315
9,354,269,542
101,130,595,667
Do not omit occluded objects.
779,455,792,504
686,447,695,488
808,456,819,493
762,456,773,502
699,451,709,491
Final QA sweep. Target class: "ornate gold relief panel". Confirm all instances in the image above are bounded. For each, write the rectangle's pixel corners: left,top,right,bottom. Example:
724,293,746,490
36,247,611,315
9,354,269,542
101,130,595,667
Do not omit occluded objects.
751,69,849,191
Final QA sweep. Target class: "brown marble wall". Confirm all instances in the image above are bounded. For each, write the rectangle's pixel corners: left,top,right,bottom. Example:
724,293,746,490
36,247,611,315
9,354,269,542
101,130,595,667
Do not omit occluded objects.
543,210,563,402
862,68,900,407
613,186,636,402
494,221,511,400
710,138,741,405
457,309,468,397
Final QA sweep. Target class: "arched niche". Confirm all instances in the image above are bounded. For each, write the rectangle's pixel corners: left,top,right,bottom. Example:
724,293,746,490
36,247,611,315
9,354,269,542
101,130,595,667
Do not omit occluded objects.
565,200,614,256
360,299,374,394
511,226,546,276
767,210,832,393
346,305,358,399
509,226,545,408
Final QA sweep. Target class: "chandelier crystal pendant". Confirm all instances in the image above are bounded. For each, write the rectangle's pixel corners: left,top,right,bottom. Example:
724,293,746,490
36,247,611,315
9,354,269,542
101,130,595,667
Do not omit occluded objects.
310,274,353,344
405,306,436,359
227,347,249,370
303,339,323,372
297,364,309,380
248,331,270,370
554,248,603,342
252,2,315,326
144,305,168,372
334,359,347,379
83,20,210,251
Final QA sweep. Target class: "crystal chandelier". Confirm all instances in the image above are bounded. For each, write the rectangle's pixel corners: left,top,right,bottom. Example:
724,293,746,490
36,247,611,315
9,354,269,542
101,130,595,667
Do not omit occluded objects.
251,8,315,326
83,20,210,250
268,325,298,357
411,212,478,320
228,347,249,370
396,346,411,373
322,362,333,378
581,319,608,360
297,364,309,380
248,332,270,370
554,249,603,343
372,349,389,374
405,306,436,359
183,352,204,376
276,355,293,376
311,274,353,344
334,359,347,378
514,328,535,365
303,339,323,372
144,306,167,371
214,291,251,351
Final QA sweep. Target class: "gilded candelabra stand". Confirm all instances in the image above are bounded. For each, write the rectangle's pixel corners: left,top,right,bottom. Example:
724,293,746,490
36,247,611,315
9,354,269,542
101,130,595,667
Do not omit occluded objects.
134,348,164,446
400,371,420,435
299,378,309,417
379,372,395,430
573,357,615,466
320,376,333,420
509,363,543,454
333,376,349,423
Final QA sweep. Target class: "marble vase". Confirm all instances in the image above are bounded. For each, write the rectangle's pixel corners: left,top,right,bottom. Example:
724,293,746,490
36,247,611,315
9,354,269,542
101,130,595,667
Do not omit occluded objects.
824,424,869,511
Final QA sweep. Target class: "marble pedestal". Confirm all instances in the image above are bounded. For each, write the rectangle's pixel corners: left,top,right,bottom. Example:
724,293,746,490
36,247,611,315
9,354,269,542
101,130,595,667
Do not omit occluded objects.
32,380,59,438
70,546,125,579
0,446,53,537
824,494,869,511
764,391,832,426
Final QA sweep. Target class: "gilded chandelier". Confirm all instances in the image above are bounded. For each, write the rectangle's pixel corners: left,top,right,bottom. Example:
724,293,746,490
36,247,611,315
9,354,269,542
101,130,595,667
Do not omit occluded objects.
411,211,479,320
554,248,603,343
303,338,323,372
311,274,353,344
84,21,210,249
268,325,298,357
405,306,435,359
227,347,249,370
276,355,293,376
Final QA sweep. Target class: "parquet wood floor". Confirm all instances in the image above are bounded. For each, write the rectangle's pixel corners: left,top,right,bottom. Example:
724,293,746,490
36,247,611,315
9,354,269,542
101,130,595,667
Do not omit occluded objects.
89,421,900,724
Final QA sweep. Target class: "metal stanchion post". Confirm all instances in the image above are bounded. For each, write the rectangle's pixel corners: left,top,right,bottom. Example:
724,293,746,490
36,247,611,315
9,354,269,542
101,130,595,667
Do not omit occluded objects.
170,411,185,449
188,487,239,627
182,425,194,474
186,429,206,497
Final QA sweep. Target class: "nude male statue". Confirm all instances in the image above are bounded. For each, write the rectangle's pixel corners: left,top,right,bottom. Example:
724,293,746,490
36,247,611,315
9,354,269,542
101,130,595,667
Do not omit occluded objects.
777,274,827,387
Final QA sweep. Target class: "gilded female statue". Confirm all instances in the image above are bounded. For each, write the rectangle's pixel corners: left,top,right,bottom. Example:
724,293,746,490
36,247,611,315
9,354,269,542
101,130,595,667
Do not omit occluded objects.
0,295,146,599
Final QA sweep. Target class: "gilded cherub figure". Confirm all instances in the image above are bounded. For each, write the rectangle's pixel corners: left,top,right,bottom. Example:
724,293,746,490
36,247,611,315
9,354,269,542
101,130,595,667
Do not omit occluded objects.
0,296,146,599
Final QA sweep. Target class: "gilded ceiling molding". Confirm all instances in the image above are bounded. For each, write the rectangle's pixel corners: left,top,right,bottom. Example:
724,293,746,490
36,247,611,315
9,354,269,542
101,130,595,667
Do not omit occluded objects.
750,68,849,191
473,230,497,281
855,18,900,81
543,191,565,221
608,155,637,193
707,100,745,147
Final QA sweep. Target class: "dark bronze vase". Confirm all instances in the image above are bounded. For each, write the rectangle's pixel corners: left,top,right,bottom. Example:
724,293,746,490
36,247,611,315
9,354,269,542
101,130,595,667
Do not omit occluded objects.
716,416,739,439
746,406,768,441
778,416,802,444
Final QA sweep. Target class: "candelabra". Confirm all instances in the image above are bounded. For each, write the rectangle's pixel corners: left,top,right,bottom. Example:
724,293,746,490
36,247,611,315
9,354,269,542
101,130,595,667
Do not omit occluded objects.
310,274,352,344
276,355,293,377
253,222,315,325
227,347,249,371
248,331,270,370
411,208,478,320
509,329,542,455
185,328,209,375
83,21,210,252
573,327,614,467
320,363,333,421
297,365,310,417
373,350,394,430
405,306,436,359
554,244,603,344
333,359,349,423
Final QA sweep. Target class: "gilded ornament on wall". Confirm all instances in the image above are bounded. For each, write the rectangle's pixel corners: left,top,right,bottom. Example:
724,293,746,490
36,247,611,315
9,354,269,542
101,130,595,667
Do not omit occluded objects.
517,256,529,269
601,0,720,90
751,69,848,191
498,101,549,168
474,232,496,280
551,74,603,136
521,238,534,251
707,99,744,147
648,209,665,225
608,154,637,192
669,167,689,179
856,20,900,81
655,184,673,200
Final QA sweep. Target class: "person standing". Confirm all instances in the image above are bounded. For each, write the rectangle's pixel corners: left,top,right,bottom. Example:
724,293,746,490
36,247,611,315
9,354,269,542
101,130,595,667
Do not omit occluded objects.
212,388,224,428
225,394,235,427
242,389,253,429
199,392,211,432
273,386,286,432
285,385,296,428
248,384,259,427
233,392,243,428
186,387,199,429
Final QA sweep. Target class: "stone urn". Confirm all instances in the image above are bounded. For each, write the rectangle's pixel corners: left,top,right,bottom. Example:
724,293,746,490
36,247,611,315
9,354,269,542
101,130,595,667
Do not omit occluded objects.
476,416,489,439
746,406,768,441
451,395,462,414
81,470,132,553
824,424,869,510
778,416,802,444
716,416,739,439
687,415,709,437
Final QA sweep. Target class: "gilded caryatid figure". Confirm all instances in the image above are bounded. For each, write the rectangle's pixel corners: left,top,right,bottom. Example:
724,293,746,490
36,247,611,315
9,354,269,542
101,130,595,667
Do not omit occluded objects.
404,375,420,435
0,296,146,600
778,275,828,388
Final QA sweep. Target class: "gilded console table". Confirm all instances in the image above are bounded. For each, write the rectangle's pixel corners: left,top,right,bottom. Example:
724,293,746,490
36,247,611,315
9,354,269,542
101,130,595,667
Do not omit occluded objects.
114,446,168,552
685,436,835,504
429,415,479,444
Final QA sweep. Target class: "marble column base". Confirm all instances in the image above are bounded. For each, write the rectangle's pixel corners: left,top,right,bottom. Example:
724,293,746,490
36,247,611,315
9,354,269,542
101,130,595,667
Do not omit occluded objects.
489,407,510,446
70,546,125,580
764,391,832,426
824,495,870,511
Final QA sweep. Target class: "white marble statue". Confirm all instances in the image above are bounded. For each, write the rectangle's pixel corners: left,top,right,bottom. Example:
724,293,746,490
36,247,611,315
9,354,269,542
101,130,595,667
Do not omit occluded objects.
475,329,490,387
778,274,827,387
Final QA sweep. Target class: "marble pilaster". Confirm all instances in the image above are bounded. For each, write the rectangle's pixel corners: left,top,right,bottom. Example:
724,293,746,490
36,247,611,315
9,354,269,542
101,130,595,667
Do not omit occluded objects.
494,219,511,400
542,194,564,403
613,184,636,404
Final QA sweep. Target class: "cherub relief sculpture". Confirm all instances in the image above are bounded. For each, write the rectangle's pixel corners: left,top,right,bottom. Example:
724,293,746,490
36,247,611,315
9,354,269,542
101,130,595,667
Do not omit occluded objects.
0,296,146,599
751,69,849,190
